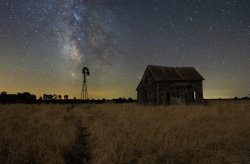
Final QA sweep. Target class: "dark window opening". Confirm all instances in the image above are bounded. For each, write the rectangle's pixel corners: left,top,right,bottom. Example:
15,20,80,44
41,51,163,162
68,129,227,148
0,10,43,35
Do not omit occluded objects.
166,93,170,105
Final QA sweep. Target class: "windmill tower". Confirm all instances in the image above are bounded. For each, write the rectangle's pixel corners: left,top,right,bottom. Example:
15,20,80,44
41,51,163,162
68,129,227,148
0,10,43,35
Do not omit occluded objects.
81,67,90,100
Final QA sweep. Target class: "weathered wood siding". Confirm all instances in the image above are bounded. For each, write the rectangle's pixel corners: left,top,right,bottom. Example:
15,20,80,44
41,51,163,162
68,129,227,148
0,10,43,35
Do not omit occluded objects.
137,80,203,105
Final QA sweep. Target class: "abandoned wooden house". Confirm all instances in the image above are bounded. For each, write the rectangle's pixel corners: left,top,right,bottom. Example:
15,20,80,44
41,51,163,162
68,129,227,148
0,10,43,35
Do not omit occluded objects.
136,65,205,106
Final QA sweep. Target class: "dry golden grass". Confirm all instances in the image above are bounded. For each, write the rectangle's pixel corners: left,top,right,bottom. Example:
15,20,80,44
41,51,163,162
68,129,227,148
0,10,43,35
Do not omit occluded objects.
0,100,250,164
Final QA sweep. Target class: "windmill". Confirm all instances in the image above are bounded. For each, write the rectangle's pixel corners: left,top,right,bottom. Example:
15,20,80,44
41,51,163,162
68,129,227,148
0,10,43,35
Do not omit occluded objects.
81,67,90,100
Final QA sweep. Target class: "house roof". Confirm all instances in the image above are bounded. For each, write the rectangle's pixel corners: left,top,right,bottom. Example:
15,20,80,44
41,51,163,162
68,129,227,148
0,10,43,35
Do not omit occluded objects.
136,65,204,91
148,65,205,81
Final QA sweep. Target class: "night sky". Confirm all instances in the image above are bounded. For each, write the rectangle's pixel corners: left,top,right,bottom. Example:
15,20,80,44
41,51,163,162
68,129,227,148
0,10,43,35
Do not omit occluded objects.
0,0,249,100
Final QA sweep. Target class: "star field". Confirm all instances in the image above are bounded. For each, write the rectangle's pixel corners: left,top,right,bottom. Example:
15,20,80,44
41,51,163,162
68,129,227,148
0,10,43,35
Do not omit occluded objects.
0,0,250,99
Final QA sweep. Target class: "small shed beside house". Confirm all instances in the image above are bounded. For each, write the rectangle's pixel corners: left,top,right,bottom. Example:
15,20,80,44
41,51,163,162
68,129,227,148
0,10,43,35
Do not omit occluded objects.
136,65,205,106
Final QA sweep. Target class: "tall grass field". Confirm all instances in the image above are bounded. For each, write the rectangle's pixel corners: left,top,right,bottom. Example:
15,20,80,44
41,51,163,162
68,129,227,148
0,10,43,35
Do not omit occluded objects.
0,100,250,164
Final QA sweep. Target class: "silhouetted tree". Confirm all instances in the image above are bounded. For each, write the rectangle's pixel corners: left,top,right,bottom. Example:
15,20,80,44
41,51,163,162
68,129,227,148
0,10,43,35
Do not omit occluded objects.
234,97,238,100
43,94,47,100
58,95,62,100
48,95,52,100
52,94,57,100
17,92,36,103
64,95,68,100
242,96,248,99
0,91,8,103
1,91,7,95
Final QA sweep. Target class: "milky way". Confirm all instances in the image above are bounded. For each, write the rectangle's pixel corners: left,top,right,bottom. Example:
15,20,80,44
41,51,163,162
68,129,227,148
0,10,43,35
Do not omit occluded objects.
61,1,121,66
0,0,250,99
45,0,127,81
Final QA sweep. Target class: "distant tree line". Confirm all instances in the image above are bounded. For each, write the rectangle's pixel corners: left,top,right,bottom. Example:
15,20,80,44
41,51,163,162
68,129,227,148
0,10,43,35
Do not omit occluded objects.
0,92,70,104
0,91,135,104
40,94,68,100
88,97,134,104
234,91,250,100
0,91,36,104
1,90,250,104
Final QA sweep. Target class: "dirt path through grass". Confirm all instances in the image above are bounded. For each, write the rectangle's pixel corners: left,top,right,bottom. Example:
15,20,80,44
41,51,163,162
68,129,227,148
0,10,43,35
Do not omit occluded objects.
64,120,91,164
63,104,94,164
63,104,105,164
